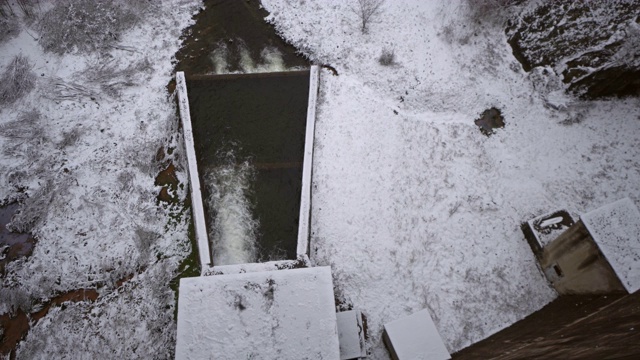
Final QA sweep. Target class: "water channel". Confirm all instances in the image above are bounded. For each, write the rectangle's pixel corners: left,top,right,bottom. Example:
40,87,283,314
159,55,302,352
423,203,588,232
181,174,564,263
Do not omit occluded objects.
174,0,311,266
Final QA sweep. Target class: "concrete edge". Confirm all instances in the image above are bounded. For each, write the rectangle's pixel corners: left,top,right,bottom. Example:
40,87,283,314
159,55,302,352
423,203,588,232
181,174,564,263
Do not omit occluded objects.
297,65,320,258
176,71,211,271
203,259,305,276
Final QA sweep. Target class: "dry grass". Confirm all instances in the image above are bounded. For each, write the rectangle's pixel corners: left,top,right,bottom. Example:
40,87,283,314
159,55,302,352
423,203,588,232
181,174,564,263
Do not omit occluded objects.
8,178,55,233
81,58,152,98
0,15,19,45
38,0,139,55
0,109,43,142
0,54,36,105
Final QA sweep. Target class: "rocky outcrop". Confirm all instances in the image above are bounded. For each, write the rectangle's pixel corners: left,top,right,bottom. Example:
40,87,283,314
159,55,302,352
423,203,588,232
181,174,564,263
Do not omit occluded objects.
507,0,640,99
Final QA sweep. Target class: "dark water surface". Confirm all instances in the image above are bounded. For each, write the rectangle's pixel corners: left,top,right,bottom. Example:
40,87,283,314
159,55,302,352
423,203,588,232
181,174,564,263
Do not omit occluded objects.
187,71,310,263
174,0,309,75
0,203,36,273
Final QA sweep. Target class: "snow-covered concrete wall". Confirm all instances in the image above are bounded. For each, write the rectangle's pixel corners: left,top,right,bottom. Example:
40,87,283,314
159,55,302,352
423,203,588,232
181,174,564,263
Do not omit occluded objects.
175,266,340,359
176,71,211,271
582,198,640,293
297,65,319,258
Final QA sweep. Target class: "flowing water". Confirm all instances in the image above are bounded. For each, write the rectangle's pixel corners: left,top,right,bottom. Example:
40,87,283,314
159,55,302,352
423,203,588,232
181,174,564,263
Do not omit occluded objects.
174,0,308,75
174,0,311,266
204,150,259,265
187,71,310,265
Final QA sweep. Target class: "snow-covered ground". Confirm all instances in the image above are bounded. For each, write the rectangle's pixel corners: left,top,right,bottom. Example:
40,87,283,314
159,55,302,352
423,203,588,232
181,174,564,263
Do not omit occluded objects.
0,1,200,358
262,0,640,356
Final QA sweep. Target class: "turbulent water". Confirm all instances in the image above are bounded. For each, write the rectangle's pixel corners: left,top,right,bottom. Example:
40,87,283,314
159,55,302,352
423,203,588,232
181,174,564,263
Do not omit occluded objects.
210,41,288,74
203,42,304,266
204,151,258,266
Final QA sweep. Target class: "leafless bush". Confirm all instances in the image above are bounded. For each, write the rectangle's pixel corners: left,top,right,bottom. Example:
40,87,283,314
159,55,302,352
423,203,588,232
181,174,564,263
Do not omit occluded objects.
38,0,139,55
378,48,395,66
117,170,135,192
0,110,46,160
8,178,55,233
0,14,19,44
7,169,28,188
0,54,36,105
58,127,83,149
1,0,41,18
0,109,43,141
44,76,97,102
351,0,385,34
0,286,34,315
45,58,152,102
81,58,152,98
14,0,41,19
448,201,462,217
560,111,586,126
134,226,158,263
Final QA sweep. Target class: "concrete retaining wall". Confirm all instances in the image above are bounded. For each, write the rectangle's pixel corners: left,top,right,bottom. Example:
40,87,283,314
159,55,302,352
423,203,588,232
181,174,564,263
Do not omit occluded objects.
176,71,211,271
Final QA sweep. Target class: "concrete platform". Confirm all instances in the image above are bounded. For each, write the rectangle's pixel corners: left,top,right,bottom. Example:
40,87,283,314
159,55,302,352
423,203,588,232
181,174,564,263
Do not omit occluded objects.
175,266,339,359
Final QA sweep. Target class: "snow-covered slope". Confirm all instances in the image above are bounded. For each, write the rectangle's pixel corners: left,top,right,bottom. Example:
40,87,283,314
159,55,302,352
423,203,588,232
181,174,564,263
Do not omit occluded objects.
0,1,201,358
262,0,640,356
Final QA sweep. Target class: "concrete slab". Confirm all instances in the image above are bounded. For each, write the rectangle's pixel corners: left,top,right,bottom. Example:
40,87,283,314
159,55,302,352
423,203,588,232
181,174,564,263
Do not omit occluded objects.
175,266,339,360
337,310,366,359
582,198,640,293
383,309,450,360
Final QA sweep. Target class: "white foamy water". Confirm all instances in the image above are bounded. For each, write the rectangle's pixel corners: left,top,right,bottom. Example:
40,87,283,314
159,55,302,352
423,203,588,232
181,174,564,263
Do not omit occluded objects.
209,43,229,74
205,155,258,266
210,41,288,74
240,45,286,73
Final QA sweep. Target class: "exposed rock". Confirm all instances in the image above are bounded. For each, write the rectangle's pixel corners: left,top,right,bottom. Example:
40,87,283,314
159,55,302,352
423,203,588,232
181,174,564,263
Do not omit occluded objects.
475,108,505,136
507,0,640,99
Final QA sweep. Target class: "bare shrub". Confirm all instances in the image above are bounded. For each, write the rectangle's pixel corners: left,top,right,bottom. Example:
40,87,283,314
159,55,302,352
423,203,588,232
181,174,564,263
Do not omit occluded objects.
0,0,13,17
560,111,586,126
0,109,43,142
11,0,41,20
0,54,36,105
44,58,153,101
7,169,28,188
378,48,395,66
351,0,385,34
38,0,139,55
45,58,152,102
117,170,135,191
0,110,46,160
58,127,83,149
0,286,34,315
8,178,55,233
134,226,159,263
44,76,97,102
0,14,20,44
81,58,152,98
